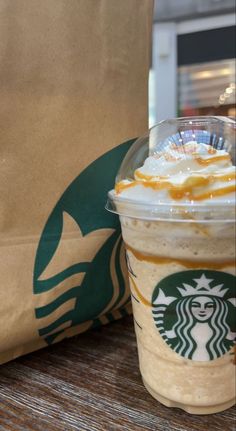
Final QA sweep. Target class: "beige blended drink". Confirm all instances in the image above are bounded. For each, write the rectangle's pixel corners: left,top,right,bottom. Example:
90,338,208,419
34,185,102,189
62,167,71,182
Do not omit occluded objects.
107,117,236,414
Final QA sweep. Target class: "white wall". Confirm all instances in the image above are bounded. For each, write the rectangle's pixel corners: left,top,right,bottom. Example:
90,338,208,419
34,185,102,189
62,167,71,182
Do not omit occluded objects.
152,22,177,123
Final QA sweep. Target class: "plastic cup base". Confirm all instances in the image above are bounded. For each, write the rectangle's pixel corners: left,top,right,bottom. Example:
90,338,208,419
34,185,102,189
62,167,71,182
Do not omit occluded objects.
142,378,235,415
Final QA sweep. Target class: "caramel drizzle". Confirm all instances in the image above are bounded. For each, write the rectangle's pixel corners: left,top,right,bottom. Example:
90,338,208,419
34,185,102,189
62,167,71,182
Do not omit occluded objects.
129,274,152,307
207,147,217,155
125,243,235,270
116,171,236,201
134,154,231,182
134,171,235,183
195,154,230,165
135,170,168,181
170,185,235,201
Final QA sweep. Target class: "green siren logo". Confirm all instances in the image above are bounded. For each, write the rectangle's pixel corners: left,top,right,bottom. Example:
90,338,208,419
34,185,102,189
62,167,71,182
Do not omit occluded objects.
33,140,134,345
152,270,236,361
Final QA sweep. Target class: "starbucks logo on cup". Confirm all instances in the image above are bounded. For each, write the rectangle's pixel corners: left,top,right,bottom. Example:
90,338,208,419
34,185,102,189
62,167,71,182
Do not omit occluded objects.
152,270,236,361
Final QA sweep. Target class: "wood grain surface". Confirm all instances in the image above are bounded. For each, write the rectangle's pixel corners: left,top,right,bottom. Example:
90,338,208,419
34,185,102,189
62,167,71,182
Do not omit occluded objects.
0,316,235,431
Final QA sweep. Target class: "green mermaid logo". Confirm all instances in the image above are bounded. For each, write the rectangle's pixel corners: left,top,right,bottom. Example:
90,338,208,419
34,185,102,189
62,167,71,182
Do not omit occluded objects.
152,271,236,361
33,140,134,345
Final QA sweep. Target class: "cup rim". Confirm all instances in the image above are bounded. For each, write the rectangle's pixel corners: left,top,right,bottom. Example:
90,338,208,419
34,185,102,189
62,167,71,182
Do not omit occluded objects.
106,190,236,223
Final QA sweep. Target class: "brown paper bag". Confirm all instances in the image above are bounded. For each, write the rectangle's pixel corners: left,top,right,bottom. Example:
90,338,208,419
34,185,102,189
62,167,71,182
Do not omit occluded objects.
0,0,153,364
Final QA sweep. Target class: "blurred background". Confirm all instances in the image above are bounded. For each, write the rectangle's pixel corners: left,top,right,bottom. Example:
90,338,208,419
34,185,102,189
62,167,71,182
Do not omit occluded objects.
149,0,236,126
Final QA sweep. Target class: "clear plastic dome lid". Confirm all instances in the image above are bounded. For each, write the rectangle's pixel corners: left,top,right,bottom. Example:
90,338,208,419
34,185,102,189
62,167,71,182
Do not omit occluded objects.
107,116,236,222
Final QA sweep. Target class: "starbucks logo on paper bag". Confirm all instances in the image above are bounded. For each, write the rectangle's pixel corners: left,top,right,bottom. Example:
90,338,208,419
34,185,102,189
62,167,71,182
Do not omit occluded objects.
152,270,236,361
33,140,135,345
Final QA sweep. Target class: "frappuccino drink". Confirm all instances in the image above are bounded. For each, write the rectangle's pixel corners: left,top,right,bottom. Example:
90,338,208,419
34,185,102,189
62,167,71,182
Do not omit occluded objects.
107,117,236,414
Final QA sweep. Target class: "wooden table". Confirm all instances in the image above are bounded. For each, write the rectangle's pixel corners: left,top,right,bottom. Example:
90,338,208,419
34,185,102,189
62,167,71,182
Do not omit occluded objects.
0,316,235,431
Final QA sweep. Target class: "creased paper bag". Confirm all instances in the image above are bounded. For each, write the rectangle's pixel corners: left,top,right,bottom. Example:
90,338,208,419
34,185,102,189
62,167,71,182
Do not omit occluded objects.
0,0,153,364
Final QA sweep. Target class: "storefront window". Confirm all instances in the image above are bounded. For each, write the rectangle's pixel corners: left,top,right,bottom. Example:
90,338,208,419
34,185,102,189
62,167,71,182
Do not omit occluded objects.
178,59,235,117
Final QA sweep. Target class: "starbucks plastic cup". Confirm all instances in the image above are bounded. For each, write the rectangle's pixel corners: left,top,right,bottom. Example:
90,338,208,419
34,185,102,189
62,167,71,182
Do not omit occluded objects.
106,117,236,414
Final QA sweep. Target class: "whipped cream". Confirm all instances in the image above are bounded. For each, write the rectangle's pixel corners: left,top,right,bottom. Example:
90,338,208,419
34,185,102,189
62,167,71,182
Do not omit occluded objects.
115,142,236,204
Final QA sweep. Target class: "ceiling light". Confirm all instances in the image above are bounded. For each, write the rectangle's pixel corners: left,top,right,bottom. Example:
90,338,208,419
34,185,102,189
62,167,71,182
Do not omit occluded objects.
192,68,231,80
219,68,231,76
